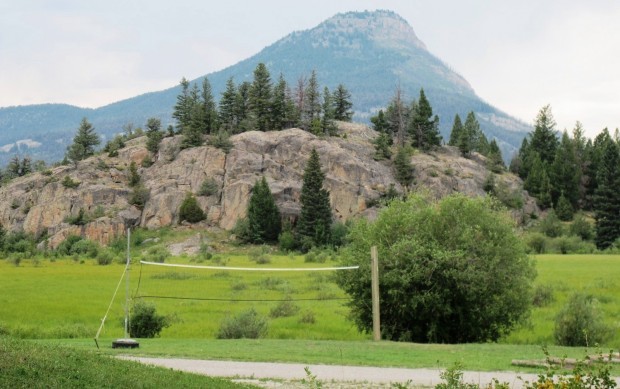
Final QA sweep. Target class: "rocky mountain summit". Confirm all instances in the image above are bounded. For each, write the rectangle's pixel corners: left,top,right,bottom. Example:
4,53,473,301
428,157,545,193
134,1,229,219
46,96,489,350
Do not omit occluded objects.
0,123,536,248
0,10,529,166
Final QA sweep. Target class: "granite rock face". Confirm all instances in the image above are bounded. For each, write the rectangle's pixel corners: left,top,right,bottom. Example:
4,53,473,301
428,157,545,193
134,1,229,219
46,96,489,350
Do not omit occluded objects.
0,123,536,247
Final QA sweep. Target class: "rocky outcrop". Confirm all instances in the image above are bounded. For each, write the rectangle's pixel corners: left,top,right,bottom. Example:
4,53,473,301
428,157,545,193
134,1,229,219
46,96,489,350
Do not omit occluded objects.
0,123,537,248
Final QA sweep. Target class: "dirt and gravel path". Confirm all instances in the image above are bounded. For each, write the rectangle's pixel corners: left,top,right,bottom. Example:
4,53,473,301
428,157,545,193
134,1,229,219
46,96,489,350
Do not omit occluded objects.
119,356,541,388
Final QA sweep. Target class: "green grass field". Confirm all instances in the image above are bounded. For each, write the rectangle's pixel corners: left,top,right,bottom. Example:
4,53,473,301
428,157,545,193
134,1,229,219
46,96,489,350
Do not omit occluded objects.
0,337,258,388
504,254,620,347
0,252,365,341
1,253,619,373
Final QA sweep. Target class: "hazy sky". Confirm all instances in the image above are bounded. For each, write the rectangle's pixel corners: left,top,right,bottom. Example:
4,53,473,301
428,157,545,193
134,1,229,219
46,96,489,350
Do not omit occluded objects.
1,0,619,138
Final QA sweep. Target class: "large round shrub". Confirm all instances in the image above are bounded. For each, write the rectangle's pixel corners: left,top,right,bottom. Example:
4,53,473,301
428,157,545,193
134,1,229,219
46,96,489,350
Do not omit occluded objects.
336,193,536,343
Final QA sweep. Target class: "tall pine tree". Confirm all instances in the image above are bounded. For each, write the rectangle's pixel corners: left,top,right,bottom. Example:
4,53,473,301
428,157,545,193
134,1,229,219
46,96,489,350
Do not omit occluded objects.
448,114,463,146
550,131,580,207
408,89,441,150
201,77,218,134
66,118,100,163
332,84,353,121
219,77,237,131
593,139,620,249
297,148,332,248
172,78,192,132
249,63,273,132
530,105,558,166
247,176,282,243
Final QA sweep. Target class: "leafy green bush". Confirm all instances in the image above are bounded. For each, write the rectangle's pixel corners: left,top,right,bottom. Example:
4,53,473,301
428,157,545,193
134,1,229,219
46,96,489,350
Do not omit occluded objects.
569,214,594,241
436,363,488,389
129,300,170,338
298,310,316,324
70,239,99,258
532,285,554,307
336,193,535,343
198,177,219,196
61,176,80,189
278,230,295,252
551,236,585,254
269,298,300,318
129,184,150,209
56,235,84,256
144,246,170,263
539,210,563,237
97,250,114,265
208,130,233,153
232,218,251,242
554,292,613,347
524,232,548,254
216,308,268,339
179,193,206,223
521,348,616,389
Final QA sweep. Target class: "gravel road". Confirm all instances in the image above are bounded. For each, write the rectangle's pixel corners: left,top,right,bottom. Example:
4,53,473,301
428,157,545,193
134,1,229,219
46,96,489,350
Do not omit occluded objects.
119,357,541,388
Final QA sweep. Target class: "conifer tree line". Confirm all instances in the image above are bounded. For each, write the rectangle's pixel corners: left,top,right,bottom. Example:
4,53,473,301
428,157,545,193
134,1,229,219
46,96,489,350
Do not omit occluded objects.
509,105,620,250
172,63,353,149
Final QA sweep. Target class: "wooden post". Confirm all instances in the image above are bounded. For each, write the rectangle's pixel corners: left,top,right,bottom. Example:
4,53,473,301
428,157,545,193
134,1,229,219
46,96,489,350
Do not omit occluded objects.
371,246,381,341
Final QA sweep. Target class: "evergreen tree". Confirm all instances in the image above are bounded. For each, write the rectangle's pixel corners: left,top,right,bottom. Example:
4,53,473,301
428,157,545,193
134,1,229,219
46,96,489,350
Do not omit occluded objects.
448,114,463,146
538,170,553,209
332,84,353,121
458,112,487,157
512,137,530,178
128,161,140,187
201,77,218,134
297,148,332,248
550,131,580,208
145,118,164,154
6,156,21,178
385,86,408,146
271,74,287,131
408,89,441,150
249,63,273,132
555,192,574,221
394,146,414,188
235,81,252,132
283,84,299,129
487,139,505,173
247,176,282,243
219,77,237,131
530,105,559,165
172,78,192,132
321,86,336,135
302,70,321,131
373,132,392,161
594,140,620,249
179,192,206,223
584,129,612,210
66,118,100,163
370,110,389,134
181,102,204,149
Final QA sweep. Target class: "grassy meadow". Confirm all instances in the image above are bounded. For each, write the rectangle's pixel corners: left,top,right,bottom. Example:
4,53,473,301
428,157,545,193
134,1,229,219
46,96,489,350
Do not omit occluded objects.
0,251,365,341
1,250,620,371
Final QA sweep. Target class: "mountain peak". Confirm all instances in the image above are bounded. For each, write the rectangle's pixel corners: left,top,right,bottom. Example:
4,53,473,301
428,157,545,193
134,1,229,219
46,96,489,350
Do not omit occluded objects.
311,10,427,51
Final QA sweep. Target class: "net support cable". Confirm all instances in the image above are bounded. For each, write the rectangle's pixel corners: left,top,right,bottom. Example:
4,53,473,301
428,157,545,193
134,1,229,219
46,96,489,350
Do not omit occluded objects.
139,260,359,272
94,264,128,349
